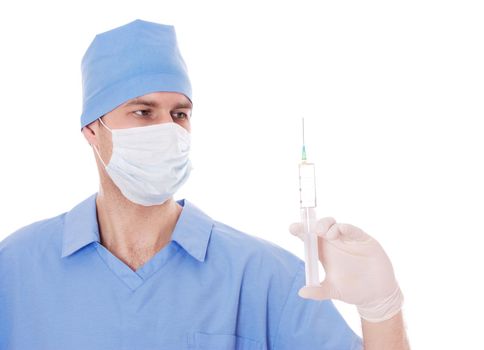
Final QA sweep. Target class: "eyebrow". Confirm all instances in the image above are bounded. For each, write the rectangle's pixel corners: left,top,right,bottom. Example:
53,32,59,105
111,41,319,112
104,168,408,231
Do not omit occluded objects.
124,97,192,109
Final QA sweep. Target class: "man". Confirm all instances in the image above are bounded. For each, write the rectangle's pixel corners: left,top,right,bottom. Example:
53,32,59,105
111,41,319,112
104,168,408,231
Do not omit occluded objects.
0,19,410,349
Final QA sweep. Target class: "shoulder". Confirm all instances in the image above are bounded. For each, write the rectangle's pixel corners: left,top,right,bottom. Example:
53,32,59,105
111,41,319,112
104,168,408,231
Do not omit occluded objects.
0,213,66,261
208,219,309,337
209,219,304,277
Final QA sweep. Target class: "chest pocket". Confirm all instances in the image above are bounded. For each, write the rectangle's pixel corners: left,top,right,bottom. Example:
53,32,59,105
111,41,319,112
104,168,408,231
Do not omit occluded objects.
191,332,263,350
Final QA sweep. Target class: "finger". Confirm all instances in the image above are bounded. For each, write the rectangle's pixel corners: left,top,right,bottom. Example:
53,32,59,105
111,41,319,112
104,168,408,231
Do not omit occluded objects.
298,280,337,301
288,222,305,241
291,217,335,241
322,222,341,240
314,217,337,238
337,223,372,242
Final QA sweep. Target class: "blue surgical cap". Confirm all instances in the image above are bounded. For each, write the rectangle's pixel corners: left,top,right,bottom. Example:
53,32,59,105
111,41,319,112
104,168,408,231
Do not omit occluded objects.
80,19,192,129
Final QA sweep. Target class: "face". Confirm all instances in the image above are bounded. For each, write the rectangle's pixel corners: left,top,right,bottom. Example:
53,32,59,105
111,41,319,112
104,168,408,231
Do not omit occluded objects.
82,91,192,170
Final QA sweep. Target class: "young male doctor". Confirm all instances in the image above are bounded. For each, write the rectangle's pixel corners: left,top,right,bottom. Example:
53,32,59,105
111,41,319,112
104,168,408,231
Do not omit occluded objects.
0,19,410,349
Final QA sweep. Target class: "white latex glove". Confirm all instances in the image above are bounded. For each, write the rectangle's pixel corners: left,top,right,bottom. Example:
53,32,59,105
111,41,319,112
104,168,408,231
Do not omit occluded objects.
289,217,404,323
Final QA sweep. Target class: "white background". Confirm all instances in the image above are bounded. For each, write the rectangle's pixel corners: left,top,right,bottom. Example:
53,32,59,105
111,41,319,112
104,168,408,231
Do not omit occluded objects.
1,0,483,348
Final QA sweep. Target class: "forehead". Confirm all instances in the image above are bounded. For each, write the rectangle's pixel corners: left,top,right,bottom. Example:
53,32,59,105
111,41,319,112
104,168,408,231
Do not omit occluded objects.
122,91,192,108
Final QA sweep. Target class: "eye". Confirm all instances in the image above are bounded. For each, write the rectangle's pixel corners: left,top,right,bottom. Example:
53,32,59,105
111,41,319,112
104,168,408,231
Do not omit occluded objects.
172,112,190,120
133,109,151,117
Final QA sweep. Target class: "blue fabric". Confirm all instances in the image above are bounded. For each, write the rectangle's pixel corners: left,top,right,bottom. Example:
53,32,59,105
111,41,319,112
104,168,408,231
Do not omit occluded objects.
0,194,363,350
80,19,192,129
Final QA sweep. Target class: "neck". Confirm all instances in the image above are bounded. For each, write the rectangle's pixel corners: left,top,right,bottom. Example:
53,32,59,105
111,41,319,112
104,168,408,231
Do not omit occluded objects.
95,184,182,270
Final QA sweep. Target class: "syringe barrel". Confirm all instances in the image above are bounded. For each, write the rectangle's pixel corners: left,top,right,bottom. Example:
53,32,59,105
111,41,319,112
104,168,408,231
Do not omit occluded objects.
301,207,320,286
299,162,316,208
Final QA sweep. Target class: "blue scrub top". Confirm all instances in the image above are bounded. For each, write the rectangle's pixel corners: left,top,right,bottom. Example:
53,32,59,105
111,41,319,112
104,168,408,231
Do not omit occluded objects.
0,194,363,350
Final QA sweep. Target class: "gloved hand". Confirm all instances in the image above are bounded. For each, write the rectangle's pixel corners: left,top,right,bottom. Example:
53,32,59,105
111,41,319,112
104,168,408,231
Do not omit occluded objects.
289,217,404,323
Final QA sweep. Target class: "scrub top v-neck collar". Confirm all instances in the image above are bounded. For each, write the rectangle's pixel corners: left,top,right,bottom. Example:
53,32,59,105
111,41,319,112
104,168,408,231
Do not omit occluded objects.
60,193,213,291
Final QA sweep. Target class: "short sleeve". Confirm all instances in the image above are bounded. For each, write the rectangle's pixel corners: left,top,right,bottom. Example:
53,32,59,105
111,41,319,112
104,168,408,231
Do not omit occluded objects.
273,261,363,350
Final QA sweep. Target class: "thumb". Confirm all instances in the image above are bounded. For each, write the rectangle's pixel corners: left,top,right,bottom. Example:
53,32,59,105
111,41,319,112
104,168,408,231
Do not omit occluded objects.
298,280,338,301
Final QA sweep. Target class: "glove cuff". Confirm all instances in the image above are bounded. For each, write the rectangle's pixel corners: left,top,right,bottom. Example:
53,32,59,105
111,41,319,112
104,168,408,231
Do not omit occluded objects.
357,286,404,323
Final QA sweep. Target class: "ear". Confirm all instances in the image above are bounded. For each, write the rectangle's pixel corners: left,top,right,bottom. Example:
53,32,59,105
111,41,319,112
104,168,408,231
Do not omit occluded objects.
81,120,99,146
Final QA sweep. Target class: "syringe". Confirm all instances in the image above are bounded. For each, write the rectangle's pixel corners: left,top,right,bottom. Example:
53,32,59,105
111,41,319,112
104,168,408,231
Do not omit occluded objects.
299,118,320,287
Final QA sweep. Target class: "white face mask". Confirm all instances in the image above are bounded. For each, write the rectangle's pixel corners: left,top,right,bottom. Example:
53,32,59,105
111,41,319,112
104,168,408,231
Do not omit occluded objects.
93,118,192,206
